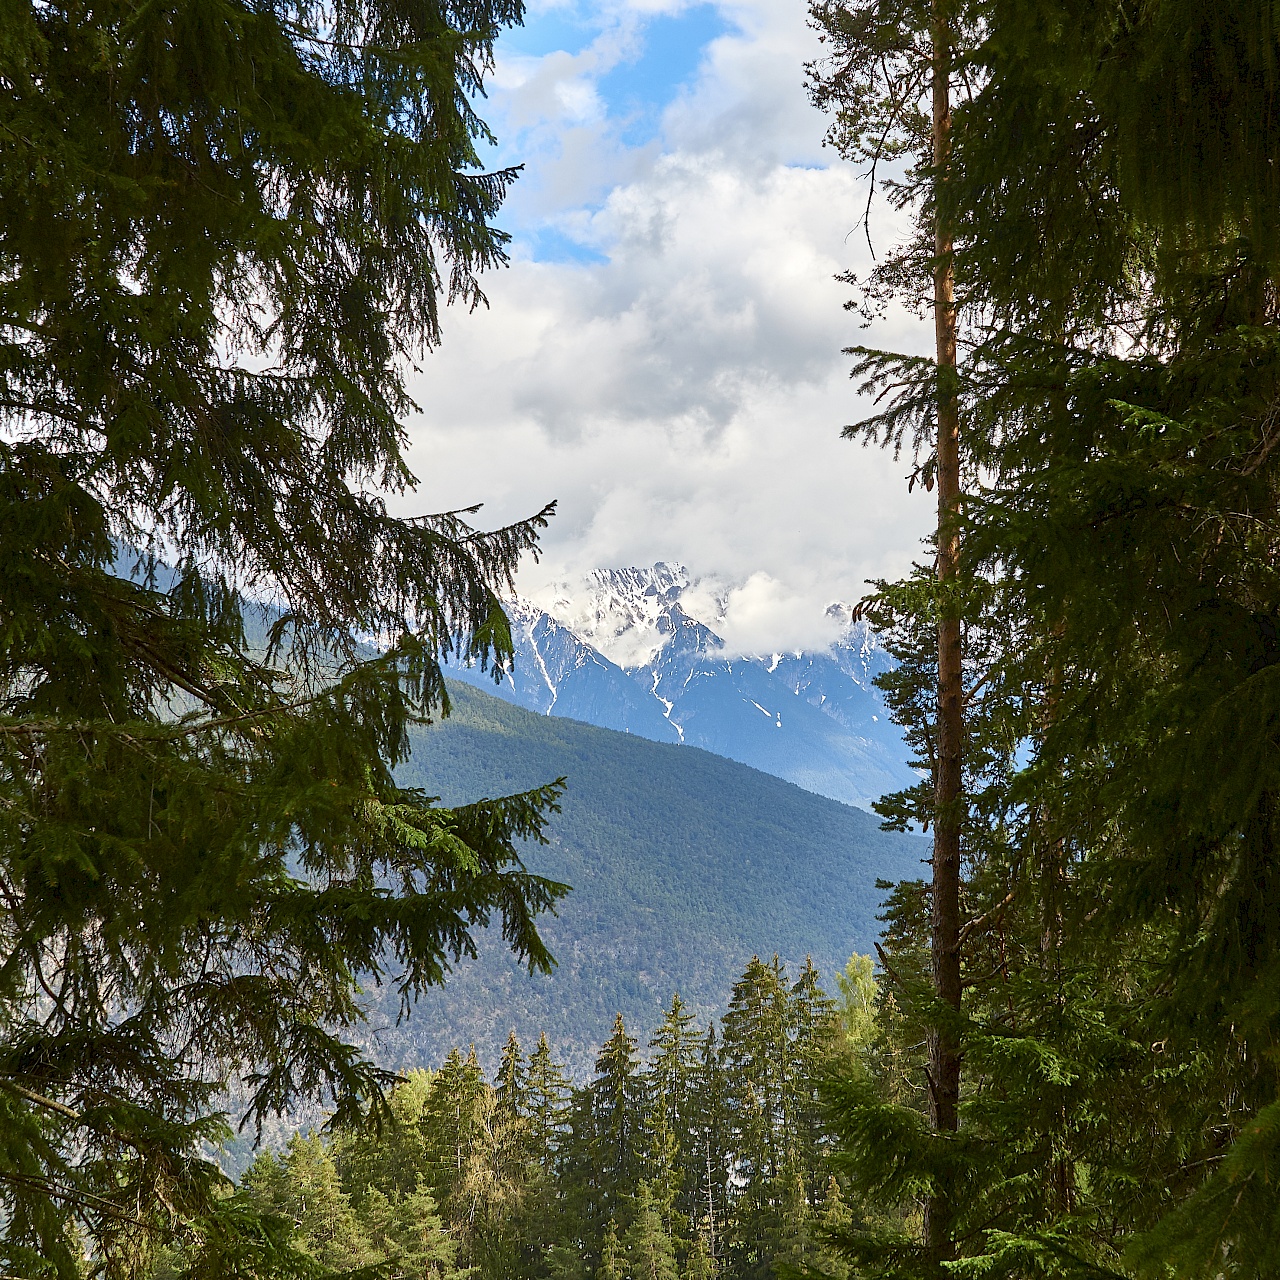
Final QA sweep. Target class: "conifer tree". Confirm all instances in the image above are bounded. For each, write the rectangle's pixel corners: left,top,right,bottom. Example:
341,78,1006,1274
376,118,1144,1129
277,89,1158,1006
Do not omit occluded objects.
362,1183,465,1280
807,1,980,1264
948,4,1280,1273
720,956,797,1279
721,957,790,1193
497,1032,531,1122
816,3,1280,1277
684,1233,717,1280
645,994,701,1229
0,0,564,1271
813,1177,853,1280
424,1049,490,1193
599,1217,627,1280
588,1015,646,1232
623,1183,680,1280
526,1033,573,1186
336,1068,436,1206
788,960,838,1207
688,1026,730,1274
242,1135,375,1274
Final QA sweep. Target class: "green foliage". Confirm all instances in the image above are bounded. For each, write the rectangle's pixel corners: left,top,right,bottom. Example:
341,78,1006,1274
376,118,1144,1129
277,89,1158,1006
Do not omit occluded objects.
243,1137,375,1273
623,1184,679,1280
832,956,876,1064
0,0,567,1270
810,0,1280,1276
216,953,872,1280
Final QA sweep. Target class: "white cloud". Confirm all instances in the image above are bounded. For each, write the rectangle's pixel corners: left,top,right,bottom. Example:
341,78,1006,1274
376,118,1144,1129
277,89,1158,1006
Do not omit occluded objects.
389,0,933,651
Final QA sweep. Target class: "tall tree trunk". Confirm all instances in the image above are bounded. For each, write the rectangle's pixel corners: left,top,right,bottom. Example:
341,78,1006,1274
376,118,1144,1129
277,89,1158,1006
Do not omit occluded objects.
925,0,963,1267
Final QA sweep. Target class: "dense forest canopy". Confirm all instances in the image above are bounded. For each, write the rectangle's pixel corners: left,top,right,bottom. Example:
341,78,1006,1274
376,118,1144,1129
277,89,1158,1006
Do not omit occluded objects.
160,954,873,1280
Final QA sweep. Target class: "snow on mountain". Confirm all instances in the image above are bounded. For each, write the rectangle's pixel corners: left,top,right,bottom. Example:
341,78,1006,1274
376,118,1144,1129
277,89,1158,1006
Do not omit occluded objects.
543,562,694,670
457,598,680,743
448,566,916,811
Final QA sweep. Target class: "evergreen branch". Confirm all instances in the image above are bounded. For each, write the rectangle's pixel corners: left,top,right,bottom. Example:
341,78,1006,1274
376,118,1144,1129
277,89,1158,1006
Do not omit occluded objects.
0,1080,81,1123
957,891,1016,946
0,1171,151,1228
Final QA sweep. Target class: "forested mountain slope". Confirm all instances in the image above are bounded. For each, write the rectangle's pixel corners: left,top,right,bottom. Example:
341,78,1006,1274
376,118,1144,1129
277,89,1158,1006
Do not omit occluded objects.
373,681,926,1077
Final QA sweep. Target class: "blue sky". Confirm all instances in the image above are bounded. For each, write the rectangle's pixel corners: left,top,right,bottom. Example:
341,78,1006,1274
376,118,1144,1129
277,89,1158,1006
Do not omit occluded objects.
397,0,932,654
481,1,742,261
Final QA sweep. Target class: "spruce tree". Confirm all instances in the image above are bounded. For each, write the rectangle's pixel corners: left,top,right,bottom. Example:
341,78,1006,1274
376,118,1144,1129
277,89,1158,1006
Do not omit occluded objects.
526,1032,573,1195
688,1026,730,1275
589,1015,646,1232
422,1047,492,1253
497,1032,530,1122
623,1183,680,1280
684,1233,717,1280
787,959,838,1208
645,994,701,1231
362,1182,466,1280
721,957,790,1192
335,1068,436,1207
947,4,1280,1272
720,957,793,1279
599,1217,627,1280
242,1134,375,1274
0,0,567,1271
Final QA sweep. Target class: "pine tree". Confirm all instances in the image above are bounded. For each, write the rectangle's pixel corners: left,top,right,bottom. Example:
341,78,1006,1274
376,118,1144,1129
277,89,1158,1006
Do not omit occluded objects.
645,994,701,1231
0,0,563,1270
623,1183,680,1280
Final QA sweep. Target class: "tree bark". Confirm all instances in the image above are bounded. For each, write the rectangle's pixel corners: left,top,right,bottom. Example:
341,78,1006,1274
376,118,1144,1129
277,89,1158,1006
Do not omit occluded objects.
925,0,963,1267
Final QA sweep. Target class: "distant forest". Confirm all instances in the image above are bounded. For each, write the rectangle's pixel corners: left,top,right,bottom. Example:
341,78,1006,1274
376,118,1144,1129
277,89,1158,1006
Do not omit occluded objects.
154,956,872,1280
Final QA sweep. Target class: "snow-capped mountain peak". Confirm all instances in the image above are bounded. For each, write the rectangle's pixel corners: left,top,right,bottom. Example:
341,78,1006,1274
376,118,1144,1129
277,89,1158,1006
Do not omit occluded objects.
446,566,916,812
543,562,711,670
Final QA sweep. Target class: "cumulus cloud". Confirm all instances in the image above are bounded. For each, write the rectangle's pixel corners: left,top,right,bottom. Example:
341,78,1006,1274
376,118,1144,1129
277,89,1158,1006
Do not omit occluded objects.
388,0,933,651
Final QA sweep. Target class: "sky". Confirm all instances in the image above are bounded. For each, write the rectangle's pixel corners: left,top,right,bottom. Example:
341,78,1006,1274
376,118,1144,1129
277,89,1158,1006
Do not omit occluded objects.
393,0,935,655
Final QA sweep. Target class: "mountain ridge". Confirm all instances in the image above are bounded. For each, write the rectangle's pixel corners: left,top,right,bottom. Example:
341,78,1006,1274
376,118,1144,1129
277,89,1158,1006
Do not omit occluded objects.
448,564,916,811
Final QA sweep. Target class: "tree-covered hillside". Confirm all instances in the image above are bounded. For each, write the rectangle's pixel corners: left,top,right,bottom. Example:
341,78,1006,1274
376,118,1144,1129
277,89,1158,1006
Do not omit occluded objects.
373,681,925,1076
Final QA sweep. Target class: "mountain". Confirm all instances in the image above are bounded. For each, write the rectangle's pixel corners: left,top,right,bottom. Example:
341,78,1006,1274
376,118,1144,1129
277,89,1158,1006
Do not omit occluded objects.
448,565,915,811
370,679,928,1078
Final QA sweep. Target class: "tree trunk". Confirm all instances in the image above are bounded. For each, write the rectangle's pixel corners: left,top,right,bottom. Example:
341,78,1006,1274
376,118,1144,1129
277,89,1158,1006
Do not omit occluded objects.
925,0,963,1268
